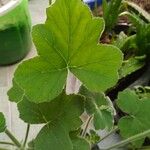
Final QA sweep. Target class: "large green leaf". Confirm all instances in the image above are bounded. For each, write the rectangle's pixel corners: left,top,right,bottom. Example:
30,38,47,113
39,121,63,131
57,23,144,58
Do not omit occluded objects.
117,89,150,148
9,82,85,149
32,94,85,150
80,86,115,130
9,0,122,103
0,112,6,133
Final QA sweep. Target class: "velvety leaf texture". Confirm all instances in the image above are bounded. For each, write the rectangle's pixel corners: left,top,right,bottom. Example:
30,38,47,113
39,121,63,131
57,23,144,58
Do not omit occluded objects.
33,94,85,150
9,0,122,103
80,86,115,130
117,89,150,148
8,80,85,149
0,112,6,133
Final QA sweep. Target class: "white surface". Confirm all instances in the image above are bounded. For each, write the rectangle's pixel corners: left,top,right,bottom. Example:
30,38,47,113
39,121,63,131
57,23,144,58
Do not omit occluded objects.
0,0,48,149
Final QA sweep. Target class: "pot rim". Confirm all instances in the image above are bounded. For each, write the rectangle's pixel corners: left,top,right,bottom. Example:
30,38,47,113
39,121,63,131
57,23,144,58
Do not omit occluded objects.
0,0,22,17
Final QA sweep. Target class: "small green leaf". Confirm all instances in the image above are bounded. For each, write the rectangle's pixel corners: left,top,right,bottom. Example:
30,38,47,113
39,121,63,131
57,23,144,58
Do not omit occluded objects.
85,129,100,145
80,86,114,130
0,112,6,133
113,32,137,52
119,56,145,79
10,0,122,103
71,136,90,150
117,89,150,148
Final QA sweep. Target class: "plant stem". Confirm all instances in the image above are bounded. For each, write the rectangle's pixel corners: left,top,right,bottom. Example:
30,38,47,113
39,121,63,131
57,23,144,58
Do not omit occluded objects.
105,129,150,150
0,141,15,146
23,124,30,147
82,116,93,137
5,129,22,148
98,127,119,143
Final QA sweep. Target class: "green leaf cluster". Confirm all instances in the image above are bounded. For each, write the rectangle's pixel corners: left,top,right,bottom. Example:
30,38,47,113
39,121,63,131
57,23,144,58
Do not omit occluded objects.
80,86,115,131
117,89,150,148
8,81,88,150
6,0,124,149
102,0,123,31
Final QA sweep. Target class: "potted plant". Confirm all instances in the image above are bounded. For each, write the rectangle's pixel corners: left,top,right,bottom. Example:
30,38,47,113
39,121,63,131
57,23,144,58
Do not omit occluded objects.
0,0,150,149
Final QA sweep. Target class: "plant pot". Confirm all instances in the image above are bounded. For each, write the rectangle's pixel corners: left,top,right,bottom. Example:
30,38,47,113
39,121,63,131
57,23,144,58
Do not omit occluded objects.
0,0,32,66
83,0,102,10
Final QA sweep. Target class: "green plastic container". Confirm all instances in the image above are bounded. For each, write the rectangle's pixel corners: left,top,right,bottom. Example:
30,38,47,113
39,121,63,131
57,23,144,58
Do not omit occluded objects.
0,0,32,65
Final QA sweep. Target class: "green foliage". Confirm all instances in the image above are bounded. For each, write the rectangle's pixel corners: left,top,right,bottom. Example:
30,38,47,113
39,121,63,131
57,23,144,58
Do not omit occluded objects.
122,1,150,23
136,24,150,56
80,86,115,130
119,56,145,78
0,112,6,133
9,0,123,103
33,94,87,150
8,80,86,149
117,89,150,148
71,136,90,150
120,4,150,57
4,0,150,149
102,0,123,31
113,32,137,52
85,130,100,145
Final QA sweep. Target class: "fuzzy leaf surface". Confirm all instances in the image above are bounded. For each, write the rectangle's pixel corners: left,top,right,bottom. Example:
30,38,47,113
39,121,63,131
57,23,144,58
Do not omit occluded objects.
117,89,150,148
8,81,85,149
9,0,122,103
17,92,84,125
0,112,6,133
33,93,84,150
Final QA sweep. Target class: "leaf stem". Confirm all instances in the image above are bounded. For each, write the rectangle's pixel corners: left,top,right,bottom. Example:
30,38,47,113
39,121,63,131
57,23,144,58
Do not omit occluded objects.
23,124,30,147
82,116,93,137
5,129,22,148
105,129,150,150
0,141,15,146
98,127,119,143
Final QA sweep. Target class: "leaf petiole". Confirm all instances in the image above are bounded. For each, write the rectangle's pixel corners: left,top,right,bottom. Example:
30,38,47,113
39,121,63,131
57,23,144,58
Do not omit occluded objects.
0,141,15,146
23,124,30,147
105,129,150,150
5,129,22,148
82,116,93,137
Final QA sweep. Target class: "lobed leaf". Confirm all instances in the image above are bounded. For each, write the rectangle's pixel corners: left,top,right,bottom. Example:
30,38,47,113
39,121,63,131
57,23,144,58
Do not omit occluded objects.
9,0,123,103
117,89,150,148
80,86,115,130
